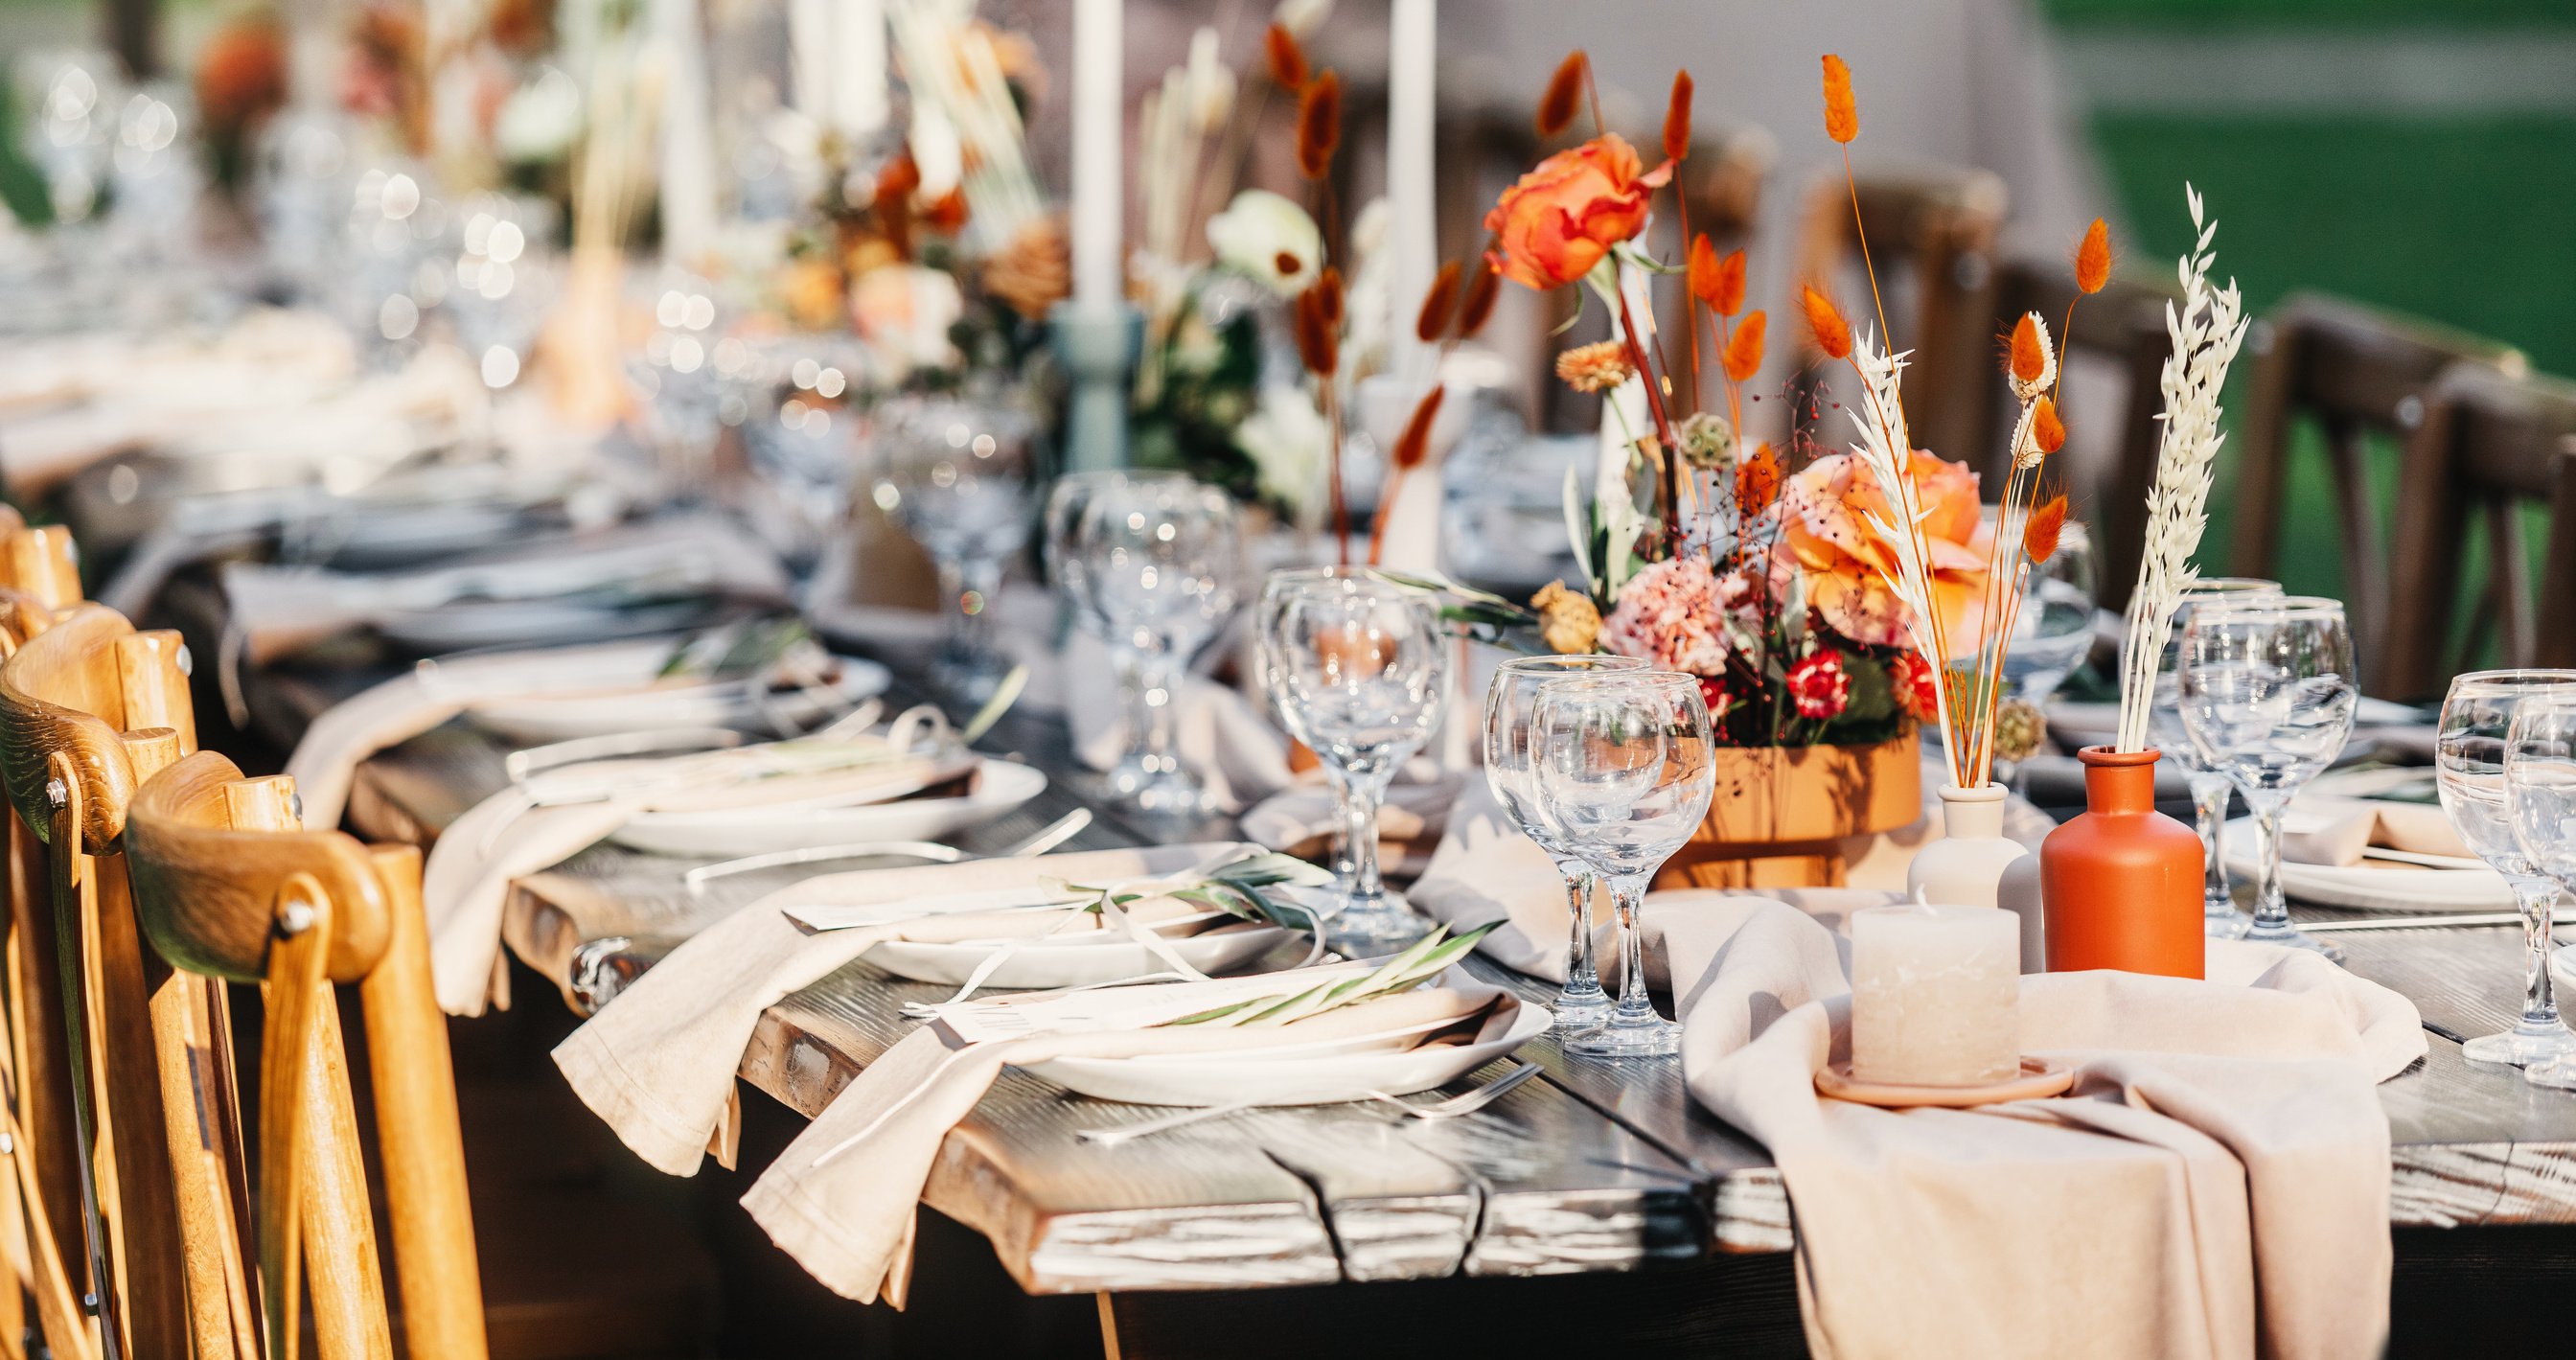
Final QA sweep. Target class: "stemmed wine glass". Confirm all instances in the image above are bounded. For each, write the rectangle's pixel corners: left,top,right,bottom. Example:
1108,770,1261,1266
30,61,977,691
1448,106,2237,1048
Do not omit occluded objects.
2439,671,2576,1069
1078,477,1244,818
1531,670,1716,1058
2176,596,2358,958
874,394,1037,703
2000,519,2098,706
1258,571,1450,943
1044,470,1190,797
2150,577,2285,936
1484,655,1649,1031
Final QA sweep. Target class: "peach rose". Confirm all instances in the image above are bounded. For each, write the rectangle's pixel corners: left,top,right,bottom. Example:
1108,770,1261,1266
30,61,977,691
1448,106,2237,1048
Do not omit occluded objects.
1483,134,1673,291
1774,449,1992,659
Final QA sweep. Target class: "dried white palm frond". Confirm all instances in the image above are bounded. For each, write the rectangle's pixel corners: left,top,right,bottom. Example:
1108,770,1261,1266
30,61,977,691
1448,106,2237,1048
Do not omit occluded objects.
2116,184,2250,753
1843,331,1967,784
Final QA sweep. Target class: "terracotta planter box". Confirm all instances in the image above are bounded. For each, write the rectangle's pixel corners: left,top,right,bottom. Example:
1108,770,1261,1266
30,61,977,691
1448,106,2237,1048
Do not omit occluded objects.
1655,730,1924,889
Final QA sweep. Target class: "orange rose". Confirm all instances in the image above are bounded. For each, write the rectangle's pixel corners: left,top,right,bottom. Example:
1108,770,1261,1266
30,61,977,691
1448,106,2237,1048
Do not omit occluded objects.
196,19,288,131
1774,449,1992,659
1482,134,1673,291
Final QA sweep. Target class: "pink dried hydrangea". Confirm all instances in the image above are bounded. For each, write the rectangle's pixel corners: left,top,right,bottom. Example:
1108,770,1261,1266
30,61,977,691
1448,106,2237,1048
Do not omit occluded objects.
1598,557,1749,677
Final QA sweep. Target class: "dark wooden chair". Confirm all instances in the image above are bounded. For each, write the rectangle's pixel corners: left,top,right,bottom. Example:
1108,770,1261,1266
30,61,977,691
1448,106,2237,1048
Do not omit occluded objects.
2226,293,2527,688
1967,260,2177,609
2380,362,2576,702
1787,162,2008,462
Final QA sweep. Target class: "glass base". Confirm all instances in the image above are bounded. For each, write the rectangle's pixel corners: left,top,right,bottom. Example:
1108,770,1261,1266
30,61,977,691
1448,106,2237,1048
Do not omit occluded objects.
2205,901,2252,937
932,652,1011,707
2524,1054,2576,1090
1548,982,1614,1033
1324,892,1435,956
2463,1022,2576,1069
1563,1012,1682,1059
1122,772,1215,820
2240,919,2344,964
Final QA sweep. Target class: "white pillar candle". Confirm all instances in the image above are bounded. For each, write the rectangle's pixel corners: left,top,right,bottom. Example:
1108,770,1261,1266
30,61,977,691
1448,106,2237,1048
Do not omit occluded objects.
834,0,889,140
1069,0,1125,314
1385,0,1438,385
653,0,719,265
789,0,830,125
1849,902,2020,1087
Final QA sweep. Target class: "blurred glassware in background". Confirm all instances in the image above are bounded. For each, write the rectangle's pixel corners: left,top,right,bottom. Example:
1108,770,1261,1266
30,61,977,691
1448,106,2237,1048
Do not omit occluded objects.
255,105,353,300
448,193,563,397
336,161,447,371
626,269,727,493
1045,469,1194,799
21,51,120,228
1077,476,1243,818
2150,577,2285,936
732,334,869,579
2001,518,2097,706
875,393,1037,703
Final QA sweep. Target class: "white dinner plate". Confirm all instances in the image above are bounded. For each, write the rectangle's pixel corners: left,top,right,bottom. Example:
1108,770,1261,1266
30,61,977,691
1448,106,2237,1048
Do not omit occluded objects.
2225,816,2514,912
609,757,1046,857
1023,985,1548,1107
467,657,889,745
865,924,1292,990
379,598,722,654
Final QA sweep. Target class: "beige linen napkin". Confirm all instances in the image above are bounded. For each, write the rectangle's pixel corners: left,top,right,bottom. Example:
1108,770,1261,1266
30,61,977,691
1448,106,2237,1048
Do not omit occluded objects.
1662,891,2424,1360
1238,768,1463,883
740,984,1498,1306
553,844,1241,1175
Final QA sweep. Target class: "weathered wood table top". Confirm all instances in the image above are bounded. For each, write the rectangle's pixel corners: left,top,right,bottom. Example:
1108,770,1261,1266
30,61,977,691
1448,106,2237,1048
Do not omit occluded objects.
238,653,2576,1297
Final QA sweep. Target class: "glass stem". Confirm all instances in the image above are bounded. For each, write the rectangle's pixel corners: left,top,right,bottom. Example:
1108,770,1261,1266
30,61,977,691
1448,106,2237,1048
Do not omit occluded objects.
1135,643,1184,781
2512,875,2564,1032
1558,864,1604,1003
1606,873,1660,1025
942,553,1003,672
1321,763,1359,887
1341,761,1392,911
1112,639,1152,770
2194,775,2234,914
2247,796,2290,934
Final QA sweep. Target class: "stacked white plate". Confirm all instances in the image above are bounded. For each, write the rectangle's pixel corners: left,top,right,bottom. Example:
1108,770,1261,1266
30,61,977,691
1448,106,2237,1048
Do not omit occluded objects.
2224,767,2511,912
610,757,1046,857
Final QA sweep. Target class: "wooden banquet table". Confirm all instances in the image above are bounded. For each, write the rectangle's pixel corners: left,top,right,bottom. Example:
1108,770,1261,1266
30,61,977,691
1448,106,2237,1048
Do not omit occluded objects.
213,618,2576,1355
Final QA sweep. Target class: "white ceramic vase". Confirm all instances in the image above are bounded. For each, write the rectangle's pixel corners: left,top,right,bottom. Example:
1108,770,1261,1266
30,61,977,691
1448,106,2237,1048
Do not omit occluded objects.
1904,784,2036,967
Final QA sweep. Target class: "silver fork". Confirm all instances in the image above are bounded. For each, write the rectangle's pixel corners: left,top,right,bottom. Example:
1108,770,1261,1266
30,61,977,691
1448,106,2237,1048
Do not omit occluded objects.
1073,1062,1542,1145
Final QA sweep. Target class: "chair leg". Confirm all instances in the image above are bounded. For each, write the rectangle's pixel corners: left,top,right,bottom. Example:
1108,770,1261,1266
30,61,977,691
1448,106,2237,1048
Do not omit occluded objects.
259,878,333,1360
149,970,258,1360
300,1003,393,1360
7,812,90,1360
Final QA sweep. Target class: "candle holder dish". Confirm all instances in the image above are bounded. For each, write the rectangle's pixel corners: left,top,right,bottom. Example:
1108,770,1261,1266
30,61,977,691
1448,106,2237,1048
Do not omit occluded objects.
1814,1055,2077,1109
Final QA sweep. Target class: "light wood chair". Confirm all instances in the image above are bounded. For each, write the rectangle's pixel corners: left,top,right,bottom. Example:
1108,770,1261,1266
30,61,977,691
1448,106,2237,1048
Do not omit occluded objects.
2225,293,2527,689
2381,363,2576,702
1787,162,2008,462
126,751,487,1360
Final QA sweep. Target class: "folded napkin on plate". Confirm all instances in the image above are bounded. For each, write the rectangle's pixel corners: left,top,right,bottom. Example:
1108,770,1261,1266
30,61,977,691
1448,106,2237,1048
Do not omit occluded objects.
426,743,973,1015
222,514,789,665
1409,763,2051,981
741,980,1495,1306
2274,791,2470,865
1666,890,2423,1360
1235,767,1461,878
553,844,1242,1174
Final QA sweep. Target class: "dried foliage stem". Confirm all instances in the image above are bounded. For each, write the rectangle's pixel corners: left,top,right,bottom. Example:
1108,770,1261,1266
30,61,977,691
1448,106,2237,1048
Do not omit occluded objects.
1612,280,1685,548
2117,185,2248,752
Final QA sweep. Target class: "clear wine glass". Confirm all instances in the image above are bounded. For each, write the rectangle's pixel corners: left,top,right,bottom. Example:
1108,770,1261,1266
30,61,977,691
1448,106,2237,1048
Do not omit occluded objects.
1531,670,1716,1058
2438,671,2576,1069
2176,596,2358,958
1079,477,1244,818
1484,654,1649,1031
1258,571,1450,944
874,394,1038,703
1045,470,1193,797
2149,577,2285,936
2001,519,2097,705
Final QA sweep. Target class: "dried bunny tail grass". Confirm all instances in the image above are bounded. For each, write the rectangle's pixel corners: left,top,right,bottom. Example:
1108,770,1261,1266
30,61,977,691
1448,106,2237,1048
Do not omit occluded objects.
1316,264,1345,328
2033,396,2066,456
2024,493,2069,564
1688,234,1722,308
2116,183,2250,753
1296,69,1342,179
1663,71,1693,163
1264,23,1309,92
1736,441,1782,515
1456,257,1503,337
2005,311,2056,402
1723,310,1766,382
1391,385,1446,472
1714,248,1747,317
1821,54,1858,144
1802,284,1852,360
2076,218,2112,294
1414,260,1462,342
1294,281,1340,376
1536,50,1588,138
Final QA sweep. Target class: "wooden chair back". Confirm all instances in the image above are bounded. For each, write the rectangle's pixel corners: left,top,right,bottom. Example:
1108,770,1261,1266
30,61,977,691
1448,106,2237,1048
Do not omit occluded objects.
2225,293,2527,687
1787,162,2007,462
1969,260,2177,608
2380,363,2576,701
127,752,488,1360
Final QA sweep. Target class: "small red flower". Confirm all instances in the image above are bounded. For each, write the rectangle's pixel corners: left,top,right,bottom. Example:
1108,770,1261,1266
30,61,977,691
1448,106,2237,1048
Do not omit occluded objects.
1786,650,1852,721
1891,650,1940,724
1697,676,1733,721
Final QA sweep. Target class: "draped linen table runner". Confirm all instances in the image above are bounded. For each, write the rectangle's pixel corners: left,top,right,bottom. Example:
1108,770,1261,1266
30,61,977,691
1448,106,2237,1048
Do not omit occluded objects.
741,981,1499,1307
554,844,1241,1175
1659,892,2424,1360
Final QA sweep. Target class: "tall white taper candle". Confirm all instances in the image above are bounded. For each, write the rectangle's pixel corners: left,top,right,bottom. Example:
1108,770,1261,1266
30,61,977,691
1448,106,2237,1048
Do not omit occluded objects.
1386,0,1438,385
1070,0,1125,314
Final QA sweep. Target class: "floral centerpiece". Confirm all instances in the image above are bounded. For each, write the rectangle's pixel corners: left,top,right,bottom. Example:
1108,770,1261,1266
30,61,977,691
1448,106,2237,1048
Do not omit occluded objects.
1449,51,2109,886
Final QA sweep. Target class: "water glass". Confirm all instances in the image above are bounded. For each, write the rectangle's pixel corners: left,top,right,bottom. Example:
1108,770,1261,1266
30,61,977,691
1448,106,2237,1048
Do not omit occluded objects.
875,395,1038,703
2148,577,2284,935
2001,519,2098,704
1531,670,1716,1058
1258,572,1449,943
1045,470,1193,797
2176,596,2358,957
2438,671,2576,1069
1078,477,1244,817
1484,655,1648,1031
2508,693,2576,1089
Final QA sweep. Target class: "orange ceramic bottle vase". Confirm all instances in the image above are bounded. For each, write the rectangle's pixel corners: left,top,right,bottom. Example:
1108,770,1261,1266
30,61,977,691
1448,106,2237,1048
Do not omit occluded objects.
2040,747,2204,978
